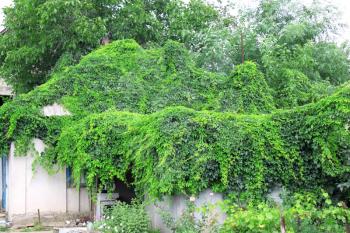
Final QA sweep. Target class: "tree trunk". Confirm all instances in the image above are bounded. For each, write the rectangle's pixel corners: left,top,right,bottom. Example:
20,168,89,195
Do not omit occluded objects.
240,30,245,64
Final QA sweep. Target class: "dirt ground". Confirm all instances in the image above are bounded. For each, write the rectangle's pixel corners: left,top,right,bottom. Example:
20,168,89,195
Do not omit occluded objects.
11,232,53,233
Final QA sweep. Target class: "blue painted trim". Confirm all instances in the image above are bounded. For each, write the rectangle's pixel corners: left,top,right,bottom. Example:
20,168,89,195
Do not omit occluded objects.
2,157,7,210
66,167,73,187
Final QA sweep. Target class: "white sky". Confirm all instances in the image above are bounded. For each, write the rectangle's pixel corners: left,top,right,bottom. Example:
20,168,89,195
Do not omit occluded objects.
0,0,349,41
206,0,350,42
0,0,12,31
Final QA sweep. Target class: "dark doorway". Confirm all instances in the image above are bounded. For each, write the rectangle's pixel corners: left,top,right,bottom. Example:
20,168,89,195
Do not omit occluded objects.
0,96,9,107
114,178,136,203
116,170,136,203
97,170,136,203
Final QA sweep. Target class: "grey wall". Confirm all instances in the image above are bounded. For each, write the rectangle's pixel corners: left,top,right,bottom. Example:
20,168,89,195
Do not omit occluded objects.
146,189,226,233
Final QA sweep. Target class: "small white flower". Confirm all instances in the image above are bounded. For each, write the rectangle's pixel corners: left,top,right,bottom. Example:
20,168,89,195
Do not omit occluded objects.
190,196,196,202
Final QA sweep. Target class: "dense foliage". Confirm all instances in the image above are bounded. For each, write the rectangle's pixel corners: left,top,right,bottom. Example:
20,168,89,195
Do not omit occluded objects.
95,201,154,233
2,0,349,102
1,0,350,231
0,40,349,204
193,0,350,108
0,0,218,93
222,192,350,233
222,203,349,233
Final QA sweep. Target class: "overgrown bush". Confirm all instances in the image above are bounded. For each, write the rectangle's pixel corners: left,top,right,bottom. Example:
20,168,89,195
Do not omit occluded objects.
222,203,287,233
95,201,153,233
0,40,349,202
222,192,350,233
222,204,350,233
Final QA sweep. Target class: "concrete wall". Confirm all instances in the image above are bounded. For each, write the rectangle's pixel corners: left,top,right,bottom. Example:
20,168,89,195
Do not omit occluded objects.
67,188,91,213
6,103,88,223
7,139,91,222
42,103,70,117
0,79,12,96
146,189,226,233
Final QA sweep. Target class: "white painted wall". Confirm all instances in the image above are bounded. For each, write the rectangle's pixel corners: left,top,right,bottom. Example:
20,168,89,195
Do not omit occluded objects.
67,188,91,213
7,139,90,221
0,79,12,96
8,142,25,217
5,103,89,221
42,103,70,117
26,140,66,214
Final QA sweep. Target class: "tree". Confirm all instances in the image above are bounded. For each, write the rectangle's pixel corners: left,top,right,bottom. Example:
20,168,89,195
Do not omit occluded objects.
193,0,350,108
108,0,219,46
0,0,219,93
0,0,108,93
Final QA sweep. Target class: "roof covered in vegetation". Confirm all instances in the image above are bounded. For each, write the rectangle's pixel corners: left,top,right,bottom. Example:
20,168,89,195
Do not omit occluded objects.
0,40,349,200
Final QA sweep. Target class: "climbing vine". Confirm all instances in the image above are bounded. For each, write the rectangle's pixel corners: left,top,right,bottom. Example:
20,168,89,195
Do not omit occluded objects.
0,40,349,201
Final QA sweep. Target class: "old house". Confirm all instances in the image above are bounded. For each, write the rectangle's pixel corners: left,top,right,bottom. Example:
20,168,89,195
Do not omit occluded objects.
0,80,92,225
0,40,226,231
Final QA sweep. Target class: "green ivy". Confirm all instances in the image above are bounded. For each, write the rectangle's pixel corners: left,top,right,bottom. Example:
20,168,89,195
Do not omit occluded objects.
222,191,350,233
0,40,349,201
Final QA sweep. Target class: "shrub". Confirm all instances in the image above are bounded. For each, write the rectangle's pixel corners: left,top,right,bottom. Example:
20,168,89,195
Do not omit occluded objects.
222,204,349,233
222,192,350,233
95,201,153,233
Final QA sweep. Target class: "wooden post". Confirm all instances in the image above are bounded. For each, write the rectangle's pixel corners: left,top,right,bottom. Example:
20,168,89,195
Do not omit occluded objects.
296,216,301,232
346,223,350,233
342,202,350,233
37,209,41,224
280,209,286,233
